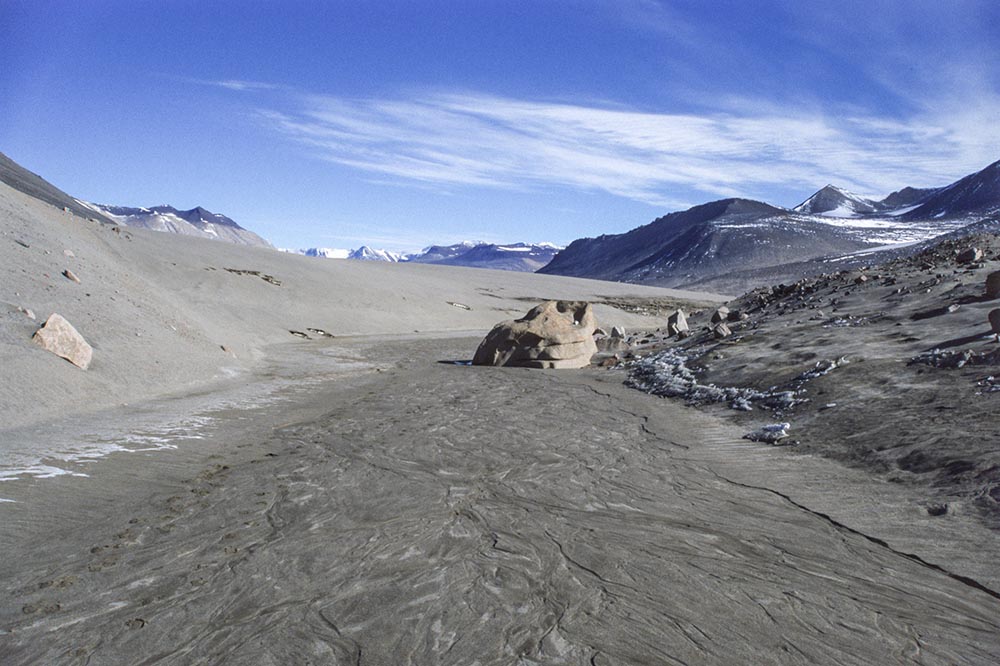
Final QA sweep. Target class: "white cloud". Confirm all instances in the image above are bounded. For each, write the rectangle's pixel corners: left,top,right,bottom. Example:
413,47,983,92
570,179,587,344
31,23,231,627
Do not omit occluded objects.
257,89,1000,207
191,78,280,92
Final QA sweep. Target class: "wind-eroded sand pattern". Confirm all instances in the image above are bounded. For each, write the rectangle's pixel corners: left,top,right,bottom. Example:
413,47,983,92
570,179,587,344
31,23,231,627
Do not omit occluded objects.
3,338,998,665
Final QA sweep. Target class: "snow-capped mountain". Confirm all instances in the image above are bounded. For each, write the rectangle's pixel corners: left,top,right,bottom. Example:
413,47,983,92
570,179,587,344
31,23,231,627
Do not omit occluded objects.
293,241,562,271
793,185,877,217
83,203,272,248
540,159,1000,292
349,246,407,262
407,241,563,272
302,247,350,259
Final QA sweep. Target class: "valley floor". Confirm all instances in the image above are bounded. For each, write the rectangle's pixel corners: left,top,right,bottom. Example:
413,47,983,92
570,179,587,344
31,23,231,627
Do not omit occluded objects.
2,335,999,665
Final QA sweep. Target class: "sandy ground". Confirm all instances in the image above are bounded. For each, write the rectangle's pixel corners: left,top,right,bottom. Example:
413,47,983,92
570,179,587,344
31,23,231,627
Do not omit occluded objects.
0,177,718,438
2,335,999,665
4,182,1000,664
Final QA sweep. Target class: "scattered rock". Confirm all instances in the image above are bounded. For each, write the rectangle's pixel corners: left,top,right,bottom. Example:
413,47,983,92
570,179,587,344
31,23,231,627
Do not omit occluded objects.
710,307,730,324
63,249,75,258
63,269,81,283
447,301,471,310
957,247,983,264
795,357,848,381
925,503,949,517
989,309,1000,338
593,327,608,337
712,322,732,339
32,313,93,369
17,306,35,320
987,271,1000,299
667,309,688,335
743,423,791,444
289,330,310,339
306,327,333,337
611,326,626,339
473,300,599,369
854,274,868,285
726,309,748,322
627,347,806,411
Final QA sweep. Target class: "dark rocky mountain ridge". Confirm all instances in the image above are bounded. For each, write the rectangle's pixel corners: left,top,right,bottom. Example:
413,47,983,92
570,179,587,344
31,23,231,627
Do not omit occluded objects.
0,151,114,224
540,160,1000,292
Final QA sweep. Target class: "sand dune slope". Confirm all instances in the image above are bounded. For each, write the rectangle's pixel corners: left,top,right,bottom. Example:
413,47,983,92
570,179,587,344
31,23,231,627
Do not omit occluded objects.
0,181,723,431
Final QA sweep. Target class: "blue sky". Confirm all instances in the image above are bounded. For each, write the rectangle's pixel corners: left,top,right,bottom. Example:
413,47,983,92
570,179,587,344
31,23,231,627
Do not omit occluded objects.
2,1,999,252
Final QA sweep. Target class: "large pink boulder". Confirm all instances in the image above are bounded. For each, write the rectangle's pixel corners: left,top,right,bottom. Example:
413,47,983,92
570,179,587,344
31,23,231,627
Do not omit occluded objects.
473,301,599,369
32,313,93,369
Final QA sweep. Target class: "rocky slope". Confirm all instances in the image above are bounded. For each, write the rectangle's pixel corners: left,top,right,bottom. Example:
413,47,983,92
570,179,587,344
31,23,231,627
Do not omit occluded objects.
612,231,1000,527
0,151,113,224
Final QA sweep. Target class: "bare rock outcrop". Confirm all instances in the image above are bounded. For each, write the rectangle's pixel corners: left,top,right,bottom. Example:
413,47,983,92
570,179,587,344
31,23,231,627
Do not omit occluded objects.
710,307,730,324
713,322,732,339
990,309,1000,338
667,309,688,335
957,247,983,263
32,313,93,369
473,301,598,369
987,271,1000,299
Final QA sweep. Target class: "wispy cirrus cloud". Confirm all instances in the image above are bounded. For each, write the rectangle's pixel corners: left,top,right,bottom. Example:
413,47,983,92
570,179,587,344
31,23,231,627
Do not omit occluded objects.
256,89,1000,208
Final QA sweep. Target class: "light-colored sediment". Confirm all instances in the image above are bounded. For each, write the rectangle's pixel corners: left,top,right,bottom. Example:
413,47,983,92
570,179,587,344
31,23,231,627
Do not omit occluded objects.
3,181,1000,664
0,179,722,433
1,336,999,665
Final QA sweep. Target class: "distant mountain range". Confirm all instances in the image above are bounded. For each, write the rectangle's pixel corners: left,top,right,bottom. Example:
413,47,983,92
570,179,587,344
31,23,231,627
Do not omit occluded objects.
407,241,562,272
540,159,1000,292
6,148,999,291
292,241,562,272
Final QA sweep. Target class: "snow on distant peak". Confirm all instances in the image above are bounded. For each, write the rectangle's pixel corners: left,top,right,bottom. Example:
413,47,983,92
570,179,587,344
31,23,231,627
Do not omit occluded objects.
348,245,405,262
299,247,350,259
794,185,876,217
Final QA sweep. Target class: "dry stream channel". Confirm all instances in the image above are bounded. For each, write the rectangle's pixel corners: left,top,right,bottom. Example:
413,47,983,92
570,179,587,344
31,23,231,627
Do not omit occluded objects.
2,335,999,665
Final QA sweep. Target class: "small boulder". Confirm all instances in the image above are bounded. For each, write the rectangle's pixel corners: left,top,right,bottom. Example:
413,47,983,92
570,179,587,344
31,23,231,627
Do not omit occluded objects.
854,274,868,285
667,309,688,335
957,247,983,264
713,322,732,339
32,313,92,369
63,269,81,284
726,309,749,322
744,423,790,444
986,271,1000,299
610,326,626,339
710,307,730,324
473,301,598,369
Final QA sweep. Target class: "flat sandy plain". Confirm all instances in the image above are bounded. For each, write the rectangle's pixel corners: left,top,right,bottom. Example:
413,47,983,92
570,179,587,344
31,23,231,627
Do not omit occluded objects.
3,181,1000,664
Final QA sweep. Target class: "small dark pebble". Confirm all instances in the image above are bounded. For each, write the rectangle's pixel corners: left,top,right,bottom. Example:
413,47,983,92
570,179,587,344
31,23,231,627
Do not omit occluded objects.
926,503,948,516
